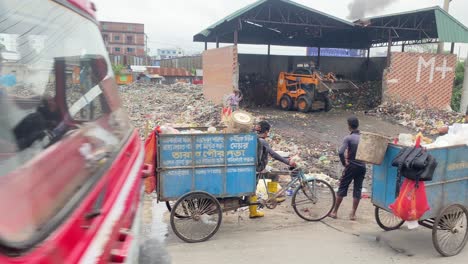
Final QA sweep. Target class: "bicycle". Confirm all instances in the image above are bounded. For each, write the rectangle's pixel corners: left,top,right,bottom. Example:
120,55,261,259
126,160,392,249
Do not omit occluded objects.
257,167,336,221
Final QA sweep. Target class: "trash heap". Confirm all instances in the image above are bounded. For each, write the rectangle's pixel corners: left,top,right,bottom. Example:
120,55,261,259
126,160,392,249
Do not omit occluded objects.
239,73,275,107
119,83,222,138
367,100,465,135
332,81,382,110
265,131,341,178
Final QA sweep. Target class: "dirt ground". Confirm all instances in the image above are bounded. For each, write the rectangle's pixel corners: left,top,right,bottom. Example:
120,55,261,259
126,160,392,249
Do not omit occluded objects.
138,108,444,264
249,107,413,186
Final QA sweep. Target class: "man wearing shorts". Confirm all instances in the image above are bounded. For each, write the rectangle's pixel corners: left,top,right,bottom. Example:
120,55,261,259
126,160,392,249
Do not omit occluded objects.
329,116,366,221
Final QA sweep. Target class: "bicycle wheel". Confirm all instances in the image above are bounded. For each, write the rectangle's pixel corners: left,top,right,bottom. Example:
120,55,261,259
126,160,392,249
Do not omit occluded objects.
375,206,405,231
170,191,222,243
292,179,336,221
432,204,468,257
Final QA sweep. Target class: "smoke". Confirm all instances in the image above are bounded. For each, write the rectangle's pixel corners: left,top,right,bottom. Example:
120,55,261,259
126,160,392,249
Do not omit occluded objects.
347,0,399,20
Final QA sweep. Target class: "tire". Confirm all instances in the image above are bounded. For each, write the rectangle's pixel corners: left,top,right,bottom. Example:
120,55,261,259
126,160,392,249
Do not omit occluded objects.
297,96,312,113
324,95,332,112
292,179,336,221
375,207,405,231
166,201,189,219
279,95,292,111
170,191,222,243
432,204,468,257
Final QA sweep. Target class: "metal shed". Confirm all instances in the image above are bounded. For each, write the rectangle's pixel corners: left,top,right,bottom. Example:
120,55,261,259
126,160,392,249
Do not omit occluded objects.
194,1,468,51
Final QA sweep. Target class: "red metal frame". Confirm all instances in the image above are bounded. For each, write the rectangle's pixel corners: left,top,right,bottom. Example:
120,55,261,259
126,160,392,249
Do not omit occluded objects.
0,130,143,263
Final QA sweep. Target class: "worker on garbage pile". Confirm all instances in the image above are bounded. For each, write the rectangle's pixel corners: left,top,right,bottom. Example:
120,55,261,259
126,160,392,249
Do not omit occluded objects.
226,89,243,112
329,116,366,221
249,120,296,219
438,106,468,135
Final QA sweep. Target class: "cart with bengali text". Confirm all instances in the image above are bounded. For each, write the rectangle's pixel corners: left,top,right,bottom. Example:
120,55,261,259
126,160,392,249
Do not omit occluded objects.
157,132,258,243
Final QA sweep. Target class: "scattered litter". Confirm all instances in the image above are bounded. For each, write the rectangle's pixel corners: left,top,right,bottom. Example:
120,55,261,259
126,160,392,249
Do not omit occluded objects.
367,100,465,134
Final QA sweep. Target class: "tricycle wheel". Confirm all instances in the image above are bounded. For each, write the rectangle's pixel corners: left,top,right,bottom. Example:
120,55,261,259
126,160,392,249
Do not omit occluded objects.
432,204,468,257
170,191,222,243
292,179,336,221
165,201,189,219
375,207,405,231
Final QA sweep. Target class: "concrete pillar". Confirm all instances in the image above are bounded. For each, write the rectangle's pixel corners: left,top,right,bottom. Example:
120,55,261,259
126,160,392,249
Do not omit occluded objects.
317,47,321,69
386,30,392,67
204,42,207,50
437,0,452,54
234,30,238,45
366,48,371,80
460,58,468,113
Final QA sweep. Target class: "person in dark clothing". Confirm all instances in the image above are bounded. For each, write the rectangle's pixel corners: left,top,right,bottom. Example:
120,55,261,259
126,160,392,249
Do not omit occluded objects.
249,121,296,218
329,116,366,221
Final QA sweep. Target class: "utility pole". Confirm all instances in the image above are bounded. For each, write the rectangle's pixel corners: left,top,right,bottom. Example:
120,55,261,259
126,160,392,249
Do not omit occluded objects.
437,0,452,54
460,58,468,113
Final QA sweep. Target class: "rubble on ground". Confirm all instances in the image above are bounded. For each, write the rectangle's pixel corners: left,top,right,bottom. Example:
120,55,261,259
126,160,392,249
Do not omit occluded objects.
332,81,382,110
366,100,465,135
119,82,222,138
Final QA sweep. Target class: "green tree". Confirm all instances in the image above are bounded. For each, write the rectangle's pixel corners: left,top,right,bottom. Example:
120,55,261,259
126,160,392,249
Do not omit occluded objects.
451,61,465,111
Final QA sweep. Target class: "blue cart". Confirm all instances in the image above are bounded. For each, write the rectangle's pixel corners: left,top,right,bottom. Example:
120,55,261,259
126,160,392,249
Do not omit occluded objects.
156,130,337,243
157,132,258,242
372,144,468,256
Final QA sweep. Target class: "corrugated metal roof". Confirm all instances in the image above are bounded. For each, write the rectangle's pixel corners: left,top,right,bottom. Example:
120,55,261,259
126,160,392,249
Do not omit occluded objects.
434,8,468,43
363,6,468,44
280,0,353,27
196,0,354,38
198,0,268,37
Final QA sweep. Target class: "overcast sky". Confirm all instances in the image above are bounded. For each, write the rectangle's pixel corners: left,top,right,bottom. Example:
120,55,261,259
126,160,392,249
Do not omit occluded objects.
92,0,468,58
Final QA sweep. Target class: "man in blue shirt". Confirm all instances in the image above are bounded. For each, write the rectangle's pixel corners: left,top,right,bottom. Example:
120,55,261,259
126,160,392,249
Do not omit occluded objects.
329,116,366,221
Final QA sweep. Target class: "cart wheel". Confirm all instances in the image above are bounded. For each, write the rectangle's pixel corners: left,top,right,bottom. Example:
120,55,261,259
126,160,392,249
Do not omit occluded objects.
375,207,405,231
165,201,190,219
432,204,468,257
292,179,336,221
170,191,222,243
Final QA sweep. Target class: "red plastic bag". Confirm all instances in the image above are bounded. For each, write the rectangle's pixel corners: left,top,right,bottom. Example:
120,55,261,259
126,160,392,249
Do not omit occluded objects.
143,127,159,194
389,179,430,221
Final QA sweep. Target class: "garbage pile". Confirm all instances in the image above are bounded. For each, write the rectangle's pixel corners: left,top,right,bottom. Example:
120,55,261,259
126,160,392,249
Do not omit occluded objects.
239,73,275,107
264,131,341,177
119,83,222,138
332,81,382,110
367,100,465,135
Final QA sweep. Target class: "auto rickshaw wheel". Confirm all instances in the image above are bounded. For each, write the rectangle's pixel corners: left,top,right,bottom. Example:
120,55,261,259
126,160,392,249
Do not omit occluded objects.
432,204,468,257
170,191,222,243
375,207,405,231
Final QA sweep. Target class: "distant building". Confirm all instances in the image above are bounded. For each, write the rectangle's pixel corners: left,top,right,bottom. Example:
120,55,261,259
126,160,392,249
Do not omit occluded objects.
100,21,148,65
156,48,184,59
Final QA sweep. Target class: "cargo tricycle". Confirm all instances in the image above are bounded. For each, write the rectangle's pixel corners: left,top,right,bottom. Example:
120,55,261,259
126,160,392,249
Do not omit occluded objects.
372,144,468,257
156,130,336,242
